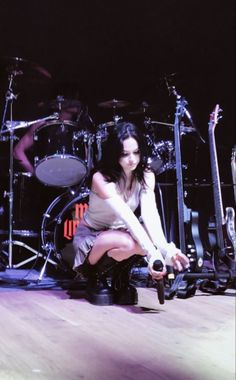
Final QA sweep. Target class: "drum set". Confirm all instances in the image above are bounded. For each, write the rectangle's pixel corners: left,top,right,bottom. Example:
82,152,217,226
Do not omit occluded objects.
0,57,196,276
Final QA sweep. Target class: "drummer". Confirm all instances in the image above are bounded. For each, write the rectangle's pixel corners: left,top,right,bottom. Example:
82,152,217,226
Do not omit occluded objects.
13,95,93,174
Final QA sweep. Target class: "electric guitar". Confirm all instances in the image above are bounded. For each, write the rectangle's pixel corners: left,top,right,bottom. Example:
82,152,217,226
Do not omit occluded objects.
226,146,236,253
208,105,236,269
173,98,204,272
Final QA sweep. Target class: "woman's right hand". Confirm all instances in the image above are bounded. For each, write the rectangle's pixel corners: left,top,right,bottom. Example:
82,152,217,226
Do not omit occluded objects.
148,256,167,280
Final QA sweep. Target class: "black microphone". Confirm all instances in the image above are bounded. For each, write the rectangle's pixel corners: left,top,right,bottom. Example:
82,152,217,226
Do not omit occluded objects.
153,260,165,304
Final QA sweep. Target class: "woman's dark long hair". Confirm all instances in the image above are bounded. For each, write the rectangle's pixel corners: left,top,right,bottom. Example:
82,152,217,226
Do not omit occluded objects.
97,122,148,184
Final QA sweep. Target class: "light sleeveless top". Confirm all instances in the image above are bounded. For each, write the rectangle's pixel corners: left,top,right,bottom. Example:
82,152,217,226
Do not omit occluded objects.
84,183,141,230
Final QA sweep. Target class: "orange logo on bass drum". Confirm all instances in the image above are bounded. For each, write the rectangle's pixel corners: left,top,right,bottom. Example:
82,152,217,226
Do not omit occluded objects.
63,202,88,240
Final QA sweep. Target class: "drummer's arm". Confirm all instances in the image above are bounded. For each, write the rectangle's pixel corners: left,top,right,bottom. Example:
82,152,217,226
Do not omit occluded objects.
13,124,39,174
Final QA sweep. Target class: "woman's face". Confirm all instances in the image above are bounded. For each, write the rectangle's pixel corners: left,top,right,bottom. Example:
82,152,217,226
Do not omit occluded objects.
118,137,140,175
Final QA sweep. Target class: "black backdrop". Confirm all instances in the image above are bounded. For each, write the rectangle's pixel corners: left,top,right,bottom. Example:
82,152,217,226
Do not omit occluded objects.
0,1,235,237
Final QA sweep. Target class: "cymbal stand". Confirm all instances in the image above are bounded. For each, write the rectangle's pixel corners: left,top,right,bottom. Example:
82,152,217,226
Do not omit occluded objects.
112,105,123,125
0,70,43,268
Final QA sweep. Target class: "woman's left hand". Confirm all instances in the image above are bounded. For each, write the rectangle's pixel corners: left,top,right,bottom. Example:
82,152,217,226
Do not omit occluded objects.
171,251,190,271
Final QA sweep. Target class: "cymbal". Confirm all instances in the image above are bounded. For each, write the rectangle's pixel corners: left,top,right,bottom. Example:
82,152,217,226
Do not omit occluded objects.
129,102,157,115
49,97,82,111
0,56,51,83
97,99,130,108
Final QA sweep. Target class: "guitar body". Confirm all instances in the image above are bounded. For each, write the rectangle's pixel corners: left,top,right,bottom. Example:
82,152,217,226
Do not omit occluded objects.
186,211,204,272
225,207,236,266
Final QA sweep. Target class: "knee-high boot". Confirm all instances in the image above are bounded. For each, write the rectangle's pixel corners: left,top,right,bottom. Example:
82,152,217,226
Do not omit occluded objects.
86,254,119,306
112,255,141,305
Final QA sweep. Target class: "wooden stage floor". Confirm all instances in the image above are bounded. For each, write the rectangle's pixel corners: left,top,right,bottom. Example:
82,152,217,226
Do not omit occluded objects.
0,269,235,380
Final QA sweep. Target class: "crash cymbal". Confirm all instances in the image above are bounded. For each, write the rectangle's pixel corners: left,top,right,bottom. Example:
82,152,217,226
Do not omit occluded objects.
97,99,130,108
0,56,51,83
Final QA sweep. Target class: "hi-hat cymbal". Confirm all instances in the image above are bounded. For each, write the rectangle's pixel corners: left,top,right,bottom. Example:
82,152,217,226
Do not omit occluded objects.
97,99,130,108
0,56,51,83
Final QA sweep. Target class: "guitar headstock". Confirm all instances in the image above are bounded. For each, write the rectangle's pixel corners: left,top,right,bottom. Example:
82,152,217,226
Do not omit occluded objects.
208,104,222,132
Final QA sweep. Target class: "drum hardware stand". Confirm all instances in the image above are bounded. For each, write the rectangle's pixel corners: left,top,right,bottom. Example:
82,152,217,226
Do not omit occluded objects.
38,190,72,280
0,68,37,268
111,102,123,126
1,111,60,270
37,242,56,282
113,114,123,124
0,68,59,269
0,240,44,269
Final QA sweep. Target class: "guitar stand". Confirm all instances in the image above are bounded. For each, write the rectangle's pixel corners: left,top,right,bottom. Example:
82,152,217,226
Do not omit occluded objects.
165,266,236,300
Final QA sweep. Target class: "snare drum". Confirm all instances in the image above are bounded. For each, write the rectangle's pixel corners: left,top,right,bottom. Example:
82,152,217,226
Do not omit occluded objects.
33,120,88,187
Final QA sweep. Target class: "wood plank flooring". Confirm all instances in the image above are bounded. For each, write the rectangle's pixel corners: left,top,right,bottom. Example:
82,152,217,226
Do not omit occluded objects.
0,271,235,380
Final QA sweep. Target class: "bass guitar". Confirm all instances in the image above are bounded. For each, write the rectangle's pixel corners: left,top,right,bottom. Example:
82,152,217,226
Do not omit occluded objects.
208,105,236,270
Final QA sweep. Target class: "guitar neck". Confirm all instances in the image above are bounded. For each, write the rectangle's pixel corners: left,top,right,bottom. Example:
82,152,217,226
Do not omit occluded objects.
231,146,236,204
173,112,186,253
208,105,225,250
208,129,225,223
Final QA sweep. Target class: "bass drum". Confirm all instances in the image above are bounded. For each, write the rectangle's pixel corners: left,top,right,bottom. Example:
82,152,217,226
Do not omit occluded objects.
41,188,90,268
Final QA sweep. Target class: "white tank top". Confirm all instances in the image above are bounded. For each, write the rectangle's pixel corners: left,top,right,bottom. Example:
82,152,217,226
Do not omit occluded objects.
84,183,141,230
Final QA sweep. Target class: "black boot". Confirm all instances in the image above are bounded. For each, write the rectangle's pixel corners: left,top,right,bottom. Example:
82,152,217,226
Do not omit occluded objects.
86,275,114,305
112,255,140,305
86,254,119,306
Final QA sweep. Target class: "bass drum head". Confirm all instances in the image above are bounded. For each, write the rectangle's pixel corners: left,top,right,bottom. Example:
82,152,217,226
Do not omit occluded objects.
43,191,90,268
